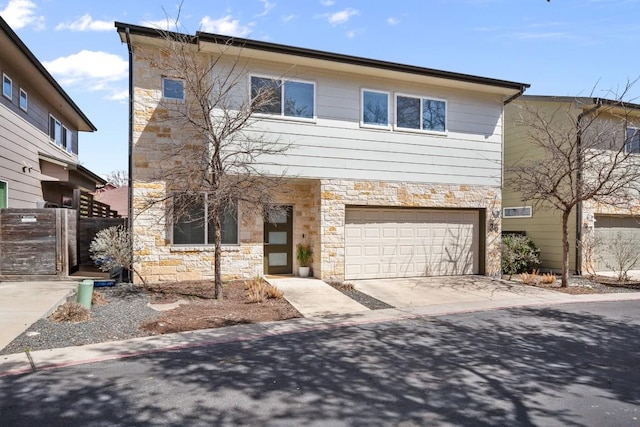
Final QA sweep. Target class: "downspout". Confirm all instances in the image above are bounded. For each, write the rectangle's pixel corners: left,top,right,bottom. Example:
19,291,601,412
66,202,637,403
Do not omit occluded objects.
575,99,603,275
125,27,134,281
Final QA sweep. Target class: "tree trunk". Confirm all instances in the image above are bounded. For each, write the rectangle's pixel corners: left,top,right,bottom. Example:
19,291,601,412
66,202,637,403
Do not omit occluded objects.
561,209,571,288
213,209,223,299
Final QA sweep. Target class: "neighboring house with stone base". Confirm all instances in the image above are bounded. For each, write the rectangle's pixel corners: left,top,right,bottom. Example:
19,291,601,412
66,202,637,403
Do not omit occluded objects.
503,95,640,275
0,16,103,209
116,22,529,284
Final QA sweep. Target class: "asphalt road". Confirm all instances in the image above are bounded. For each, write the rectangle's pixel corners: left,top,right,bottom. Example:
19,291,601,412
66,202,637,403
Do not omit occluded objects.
1,301,639,426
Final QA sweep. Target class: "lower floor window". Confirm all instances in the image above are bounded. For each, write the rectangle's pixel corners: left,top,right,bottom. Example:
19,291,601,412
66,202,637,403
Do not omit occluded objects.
172,194,238,245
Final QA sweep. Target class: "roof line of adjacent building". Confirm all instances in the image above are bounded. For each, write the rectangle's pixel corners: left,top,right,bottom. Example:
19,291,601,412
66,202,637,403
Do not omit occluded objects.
0,16,97,132
115,21,530,93
521,94,640,111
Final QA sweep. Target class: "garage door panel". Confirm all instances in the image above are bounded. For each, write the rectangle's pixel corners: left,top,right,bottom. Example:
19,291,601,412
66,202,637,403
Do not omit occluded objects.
345,208,479,279
594,215,640,271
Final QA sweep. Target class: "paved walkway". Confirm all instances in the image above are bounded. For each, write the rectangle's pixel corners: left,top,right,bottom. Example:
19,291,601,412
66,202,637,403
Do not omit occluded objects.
0,281,77,351
264,276,369,317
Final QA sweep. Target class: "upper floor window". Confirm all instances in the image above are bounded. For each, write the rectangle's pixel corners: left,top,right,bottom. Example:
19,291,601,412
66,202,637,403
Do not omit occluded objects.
251,76,315,119
361,89,389,127
49,114,72,153
162,77,184,100
626,127,640,154
395,94,446,133
19,88,27,112
172,194,239,245
2,74,12,100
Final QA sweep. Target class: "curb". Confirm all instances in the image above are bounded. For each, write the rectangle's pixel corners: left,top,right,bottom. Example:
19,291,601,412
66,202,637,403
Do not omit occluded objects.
2,291,639,377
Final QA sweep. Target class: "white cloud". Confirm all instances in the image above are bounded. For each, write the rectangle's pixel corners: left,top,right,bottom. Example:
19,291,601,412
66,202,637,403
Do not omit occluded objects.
106,90,129,102
42,51,128,90
55,14,112,32
387,17,399,26
328,8,358,25
256,0,275,17
320,0,335,5
140,18,179,31
199,15,253,37
0,0,44,30
282,14,296,22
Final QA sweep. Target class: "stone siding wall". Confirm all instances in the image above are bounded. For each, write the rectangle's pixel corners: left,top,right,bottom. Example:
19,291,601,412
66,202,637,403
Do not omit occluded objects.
319,180,502,281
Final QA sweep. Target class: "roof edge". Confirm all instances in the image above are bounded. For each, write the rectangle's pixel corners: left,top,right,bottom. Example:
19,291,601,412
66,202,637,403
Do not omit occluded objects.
520,95,640,111
115,21,529,93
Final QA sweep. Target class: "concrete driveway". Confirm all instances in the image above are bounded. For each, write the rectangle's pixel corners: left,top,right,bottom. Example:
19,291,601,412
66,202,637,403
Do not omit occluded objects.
353,275,570,309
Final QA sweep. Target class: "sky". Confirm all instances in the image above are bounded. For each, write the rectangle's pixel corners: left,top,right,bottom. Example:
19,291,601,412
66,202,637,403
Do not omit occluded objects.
1,0,640,178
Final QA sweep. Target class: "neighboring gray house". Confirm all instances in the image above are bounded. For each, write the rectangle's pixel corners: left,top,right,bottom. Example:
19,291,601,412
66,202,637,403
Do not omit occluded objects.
117,22,529,283
0,16,104,209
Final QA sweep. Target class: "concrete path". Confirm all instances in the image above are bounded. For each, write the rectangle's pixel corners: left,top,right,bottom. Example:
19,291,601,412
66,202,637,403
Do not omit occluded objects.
264,276,369,317
0,281,77,351
353,276,571,309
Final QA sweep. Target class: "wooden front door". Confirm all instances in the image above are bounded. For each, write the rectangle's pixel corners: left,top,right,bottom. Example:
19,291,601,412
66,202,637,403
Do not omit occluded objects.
264,206,293,274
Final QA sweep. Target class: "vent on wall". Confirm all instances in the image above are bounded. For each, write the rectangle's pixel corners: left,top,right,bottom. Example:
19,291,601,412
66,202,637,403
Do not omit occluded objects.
503,206,532,218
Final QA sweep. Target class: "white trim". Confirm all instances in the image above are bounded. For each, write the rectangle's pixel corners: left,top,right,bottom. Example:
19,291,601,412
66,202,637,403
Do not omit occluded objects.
503,206,532,218
360,88,391,129
394,92,448,135
2,73,12,100
0,180,7,208
249,74,317,121
19,88,27,112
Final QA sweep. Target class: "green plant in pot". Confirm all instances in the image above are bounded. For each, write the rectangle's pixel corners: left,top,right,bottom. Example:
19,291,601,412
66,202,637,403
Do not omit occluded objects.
296,243,313,277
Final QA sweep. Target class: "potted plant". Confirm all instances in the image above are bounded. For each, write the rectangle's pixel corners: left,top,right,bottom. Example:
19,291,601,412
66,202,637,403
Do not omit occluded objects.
296,243,313,277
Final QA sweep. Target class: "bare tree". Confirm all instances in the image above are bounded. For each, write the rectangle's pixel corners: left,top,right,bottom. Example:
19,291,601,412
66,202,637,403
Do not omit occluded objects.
105,170,128,187
136,20,290,299
507,83,640,287
600,231,640,282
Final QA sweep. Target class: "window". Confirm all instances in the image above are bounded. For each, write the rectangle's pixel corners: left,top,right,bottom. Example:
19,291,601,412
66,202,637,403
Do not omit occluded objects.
0,181,6,208
626,127,640,154
2,73,11,100
251,76,315,119
19,88,27,111
361,89,389,127
172,194,238,245
395,94,446,132
503,206,532,218
162,77,184,100
48,115,72,152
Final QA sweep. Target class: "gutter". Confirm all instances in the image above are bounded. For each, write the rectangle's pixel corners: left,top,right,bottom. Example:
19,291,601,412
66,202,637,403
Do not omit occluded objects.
503,86,527,105
575,99,604,275
124,25,134,279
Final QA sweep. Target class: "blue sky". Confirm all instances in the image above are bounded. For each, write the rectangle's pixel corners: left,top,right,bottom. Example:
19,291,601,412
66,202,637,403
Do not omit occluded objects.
1,0,639,177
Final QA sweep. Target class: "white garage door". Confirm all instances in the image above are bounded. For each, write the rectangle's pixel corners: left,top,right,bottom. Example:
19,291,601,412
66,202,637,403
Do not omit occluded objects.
345,208,480,280
594,215,640,271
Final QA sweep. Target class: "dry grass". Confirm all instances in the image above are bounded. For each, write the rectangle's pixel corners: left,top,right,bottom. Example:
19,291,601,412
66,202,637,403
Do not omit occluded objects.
540,272,557,284
331,281,355,291
246,277,284,303
92,291,109,306
520,272,539,285
50,302,90,323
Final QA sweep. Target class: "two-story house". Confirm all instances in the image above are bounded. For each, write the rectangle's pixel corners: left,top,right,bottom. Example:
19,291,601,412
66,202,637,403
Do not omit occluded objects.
116,22,529,284
503,95,640,274
0,16,103,209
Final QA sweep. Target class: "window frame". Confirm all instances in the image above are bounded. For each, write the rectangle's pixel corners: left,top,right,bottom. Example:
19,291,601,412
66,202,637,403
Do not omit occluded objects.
250,74,316,121
503,206,532,218
2,73,12,100
625,126,640,154
0,180,7,209
361,88,390,129
171,193,240,246
394,92,447,134
162,77,185,101
48,114,73,154
19,88,27,112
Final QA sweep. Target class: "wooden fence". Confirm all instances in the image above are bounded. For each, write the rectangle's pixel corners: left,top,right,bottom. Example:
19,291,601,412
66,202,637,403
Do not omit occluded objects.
0,209,76,277
73,189,119,218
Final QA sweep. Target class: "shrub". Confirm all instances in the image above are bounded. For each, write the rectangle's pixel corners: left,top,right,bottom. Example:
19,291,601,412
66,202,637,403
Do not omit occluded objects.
296,243,313,267
246,277,284,302
501,234,541,278
90,225,145,284
50,302,90,323
600,231,640,282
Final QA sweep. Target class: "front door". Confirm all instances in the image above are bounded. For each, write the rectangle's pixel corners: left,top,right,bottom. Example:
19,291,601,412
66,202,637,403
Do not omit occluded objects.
264,206,293,274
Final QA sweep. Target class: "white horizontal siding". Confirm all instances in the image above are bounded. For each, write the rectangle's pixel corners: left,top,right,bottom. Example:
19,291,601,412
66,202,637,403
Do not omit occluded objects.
231,58,504,186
